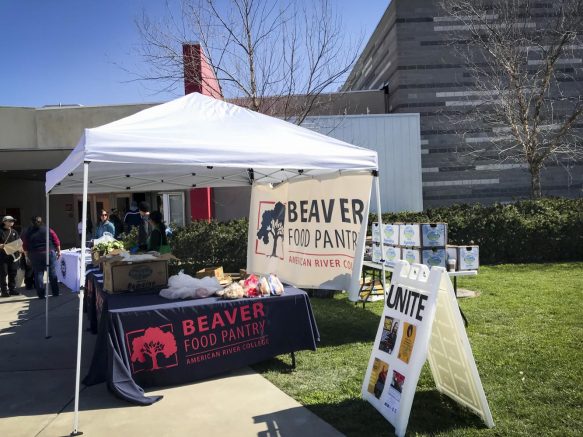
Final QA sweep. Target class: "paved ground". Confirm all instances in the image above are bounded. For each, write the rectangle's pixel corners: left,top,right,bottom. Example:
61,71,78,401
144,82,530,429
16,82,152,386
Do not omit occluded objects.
0,285,343,437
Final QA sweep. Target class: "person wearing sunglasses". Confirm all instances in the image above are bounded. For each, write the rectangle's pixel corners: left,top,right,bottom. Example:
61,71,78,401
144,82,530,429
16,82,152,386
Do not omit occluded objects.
94,210,116,239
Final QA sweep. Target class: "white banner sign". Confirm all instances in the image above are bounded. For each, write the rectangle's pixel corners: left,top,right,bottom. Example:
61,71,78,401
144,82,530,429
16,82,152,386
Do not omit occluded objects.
247,173,372,294
362,261,493,436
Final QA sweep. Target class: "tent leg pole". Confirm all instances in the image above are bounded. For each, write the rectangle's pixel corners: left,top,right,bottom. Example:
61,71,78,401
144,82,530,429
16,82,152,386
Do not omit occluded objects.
71,162,89,437
45,194,50,339
374,176,387,296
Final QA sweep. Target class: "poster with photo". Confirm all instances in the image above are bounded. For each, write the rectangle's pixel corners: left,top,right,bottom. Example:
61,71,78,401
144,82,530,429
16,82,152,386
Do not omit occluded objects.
397,323,417,364
379,316,400,355
384,370,406,415
367,358,389,399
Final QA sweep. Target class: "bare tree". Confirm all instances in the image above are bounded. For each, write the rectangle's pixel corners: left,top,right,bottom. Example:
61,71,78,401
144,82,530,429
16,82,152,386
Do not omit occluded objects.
440,0,583,197
134,0,360,125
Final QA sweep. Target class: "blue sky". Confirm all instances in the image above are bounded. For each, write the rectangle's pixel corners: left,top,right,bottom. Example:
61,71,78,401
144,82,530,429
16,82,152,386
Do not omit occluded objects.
0,0,388,108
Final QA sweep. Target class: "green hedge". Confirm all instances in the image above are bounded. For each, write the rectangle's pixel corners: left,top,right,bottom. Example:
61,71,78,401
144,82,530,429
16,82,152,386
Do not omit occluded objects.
169,219,249,275
168,198,582,271
372,198,583,264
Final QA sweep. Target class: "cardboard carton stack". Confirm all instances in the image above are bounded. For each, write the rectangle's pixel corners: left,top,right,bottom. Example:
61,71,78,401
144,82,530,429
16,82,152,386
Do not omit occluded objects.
371,222,452,269
370,222,480,271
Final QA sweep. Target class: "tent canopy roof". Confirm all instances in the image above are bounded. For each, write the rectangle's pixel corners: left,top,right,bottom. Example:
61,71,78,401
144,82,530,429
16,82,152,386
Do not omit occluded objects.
46,93,378,194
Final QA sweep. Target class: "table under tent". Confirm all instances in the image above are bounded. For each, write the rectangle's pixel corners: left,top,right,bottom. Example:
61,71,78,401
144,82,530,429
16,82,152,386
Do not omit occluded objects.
45,92,385,435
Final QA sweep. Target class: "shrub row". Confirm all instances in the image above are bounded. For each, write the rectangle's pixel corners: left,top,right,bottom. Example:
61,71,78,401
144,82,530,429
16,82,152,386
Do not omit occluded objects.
169,218,249,275
168,198,582,270
372,198,583,264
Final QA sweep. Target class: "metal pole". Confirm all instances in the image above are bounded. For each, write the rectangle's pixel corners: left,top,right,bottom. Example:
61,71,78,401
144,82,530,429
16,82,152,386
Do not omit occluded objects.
374,174,387,296
45,194,50,339
71,162,89,436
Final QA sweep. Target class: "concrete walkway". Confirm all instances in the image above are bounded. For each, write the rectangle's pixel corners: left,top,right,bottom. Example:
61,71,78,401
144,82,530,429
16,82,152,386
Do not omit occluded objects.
0,285,343,437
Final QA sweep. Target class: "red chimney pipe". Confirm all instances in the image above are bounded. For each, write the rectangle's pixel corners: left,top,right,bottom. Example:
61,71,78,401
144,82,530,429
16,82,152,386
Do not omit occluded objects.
183,43,223,222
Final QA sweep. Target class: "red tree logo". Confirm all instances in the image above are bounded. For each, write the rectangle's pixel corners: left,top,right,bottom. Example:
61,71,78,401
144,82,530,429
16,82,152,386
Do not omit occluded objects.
129,326,178,371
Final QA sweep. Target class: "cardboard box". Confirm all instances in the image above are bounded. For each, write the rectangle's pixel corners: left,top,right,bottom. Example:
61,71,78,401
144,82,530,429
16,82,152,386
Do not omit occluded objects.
399,223,421,247
446,245,458,262
458,246,480,271
383,224,400,245
372,243,382,263
421,223,448,247
446,245,480,270
383,245,401,267
103,259,168,293
421,247,447,268
401,248,421,265
371,223,381,242
196,266,224,280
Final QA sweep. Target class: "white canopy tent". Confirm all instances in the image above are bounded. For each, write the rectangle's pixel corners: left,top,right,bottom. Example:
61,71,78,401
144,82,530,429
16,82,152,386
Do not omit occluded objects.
45,92,385,435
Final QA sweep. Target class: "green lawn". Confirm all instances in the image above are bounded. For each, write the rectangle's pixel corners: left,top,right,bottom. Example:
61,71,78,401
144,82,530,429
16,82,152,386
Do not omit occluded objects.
253,262,583,436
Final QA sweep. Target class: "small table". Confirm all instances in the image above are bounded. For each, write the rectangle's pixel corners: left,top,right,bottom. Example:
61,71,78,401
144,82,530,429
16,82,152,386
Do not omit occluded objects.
357,260,391,308
83,273,320,405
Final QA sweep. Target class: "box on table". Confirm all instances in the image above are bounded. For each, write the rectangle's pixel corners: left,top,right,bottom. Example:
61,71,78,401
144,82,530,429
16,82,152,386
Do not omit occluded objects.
446,245,480,270
371,223,381,242
372,243,382,263
421,223,448,247
399,223,421,247
383,245,401,267
102,258,168,293
446,245,458,262
458,246,480,270
401,248,421,265
383,224,400,245
421,247,447,268
196,266,224,280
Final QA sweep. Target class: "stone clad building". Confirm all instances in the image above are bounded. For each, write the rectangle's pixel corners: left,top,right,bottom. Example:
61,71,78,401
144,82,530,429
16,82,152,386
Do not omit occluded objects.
342,0,583,206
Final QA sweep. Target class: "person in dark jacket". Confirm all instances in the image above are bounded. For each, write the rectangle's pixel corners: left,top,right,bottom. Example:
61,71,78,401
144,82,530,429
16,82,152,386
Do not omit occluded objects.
0,215,21,297
137,201,151,250
22,216,61,299
147,211,168,252
123,201,142,233
109,208,123,238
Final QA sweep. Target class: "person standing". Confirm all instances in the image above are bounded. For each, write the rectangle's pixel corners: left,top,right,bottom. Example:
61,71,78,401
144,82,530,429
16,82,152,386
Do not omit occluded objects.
147,211,168,252
22,216,61,299
123,201,142,233
94,210,116,239
109,208,123,238
138,201,151,250
0,216,21,297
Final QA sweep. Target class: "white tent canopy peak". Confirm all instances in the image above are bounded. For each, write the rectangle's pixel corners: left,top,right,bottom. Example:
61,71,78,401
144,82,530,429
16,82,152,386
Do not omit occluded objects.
46,93,378,194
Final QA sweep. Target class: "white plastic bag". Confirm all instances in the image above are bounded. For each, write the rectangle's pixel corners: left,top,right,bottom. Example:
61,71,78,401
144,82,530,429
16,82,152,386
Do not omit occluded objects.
159,271,222,299
92,233,116,245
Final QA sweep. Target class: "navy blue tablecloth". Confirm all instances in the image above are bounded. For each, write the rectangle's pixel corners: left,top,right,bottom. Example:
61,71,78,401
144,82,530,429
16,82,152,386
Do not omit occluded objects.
83,273,319,405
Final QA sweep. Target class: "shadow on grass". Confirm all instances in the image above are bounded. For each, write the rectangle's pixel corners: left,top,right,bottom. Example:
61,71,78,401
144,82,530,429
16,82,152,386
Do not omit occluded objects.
252,355,296,374
309,295,382,347
306,390,487,437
